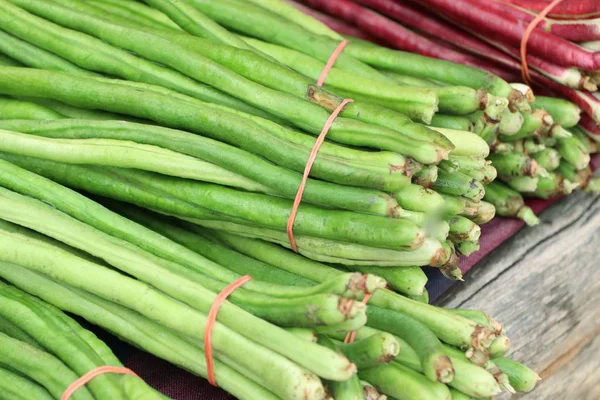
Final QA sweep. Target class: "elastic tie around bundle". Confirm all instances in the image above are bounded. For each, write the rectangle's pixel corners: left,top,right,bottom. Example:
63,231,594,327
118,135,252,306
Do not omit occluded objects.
520,0,566,85
204,275,253,387
61,366,139,400
286,39,354,252
343,293,373,344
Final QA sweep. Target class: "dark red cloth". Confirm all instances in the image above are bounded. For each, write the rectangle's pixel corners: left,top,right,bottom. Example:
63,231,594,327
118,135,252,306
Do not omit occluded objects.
126,154,600,400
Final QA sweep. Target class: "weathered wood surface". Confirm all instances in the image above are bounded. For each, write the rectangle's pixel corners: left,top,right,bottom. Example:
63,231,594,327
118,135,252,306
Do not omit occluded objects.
436,190,600,399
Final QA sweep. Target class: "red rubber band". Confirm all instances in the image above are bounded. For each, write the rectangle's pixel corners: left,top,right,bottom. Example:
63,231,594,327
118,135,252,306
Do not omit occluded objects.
343,293,373,344
204,275,252,387
520,0,566,85
287,40,353,252
317,40,350,87
61,366,138,400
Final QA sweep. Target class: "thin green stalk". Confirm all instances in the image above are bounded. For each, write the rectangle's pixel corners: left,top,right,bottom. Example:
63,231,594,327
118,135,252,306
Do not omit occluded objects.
18,97,140,121
89,0,181,30
246,0,343,39
341,41,518,107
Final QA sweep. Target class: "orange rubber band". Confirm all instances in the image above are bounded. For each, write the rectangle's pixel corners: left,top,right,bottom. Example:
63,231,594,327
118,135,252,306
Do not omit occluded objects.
204,275,252,387
520,0,566,85
287,39,353,252
61,366,138,400
317,40,350,87
343,293,373,344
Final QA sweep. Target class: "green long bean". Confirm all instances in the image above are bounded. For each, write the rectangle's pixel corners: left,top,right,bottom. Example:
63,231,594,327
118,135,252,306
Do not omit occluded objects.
9,0,448,162
0,366,54,400
0,118,410,193
0,97,64,120
0,226,337,399
0,332,94,400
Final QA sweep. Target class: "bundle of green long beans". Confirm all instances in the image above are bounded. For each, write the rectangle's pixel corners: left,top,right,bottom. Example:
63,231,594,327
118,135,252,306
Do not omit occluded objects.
0,0,551,398
0,280,166,400
0,159,539,400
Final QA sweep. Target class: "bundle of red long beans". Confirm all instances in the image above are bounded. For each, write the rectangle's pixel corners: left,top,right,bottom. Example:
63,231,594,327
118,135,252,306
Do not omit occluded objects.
293,0,600,133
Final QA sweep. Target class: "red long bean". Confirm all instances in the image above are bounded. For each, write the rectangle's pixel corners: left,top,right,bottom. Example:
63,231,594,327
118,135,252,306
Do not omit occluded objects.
354,0,592,90
295,0,520,75
410,0,600,70
501,0,600,19
286,0,375,40
472,0,600,42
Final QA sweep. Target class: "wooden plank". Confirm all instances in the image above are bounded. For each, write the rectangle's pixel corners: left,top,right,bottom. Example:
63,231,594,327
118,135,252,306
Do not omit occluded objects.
437,191,600,399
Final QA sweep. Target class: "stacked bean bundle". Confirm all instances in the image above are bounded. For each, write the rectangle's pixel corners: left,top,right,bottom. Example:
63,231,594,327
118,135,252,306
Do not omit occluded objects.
289,0,600,225
0,159,539,400
0,0,543,398
0,280,165,400
0,0,507,264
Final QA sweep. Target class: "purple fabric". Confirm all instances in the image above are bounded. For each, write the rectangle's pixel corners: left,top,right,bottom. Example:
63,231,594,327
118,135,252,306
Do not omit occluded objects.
125,154,600,399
